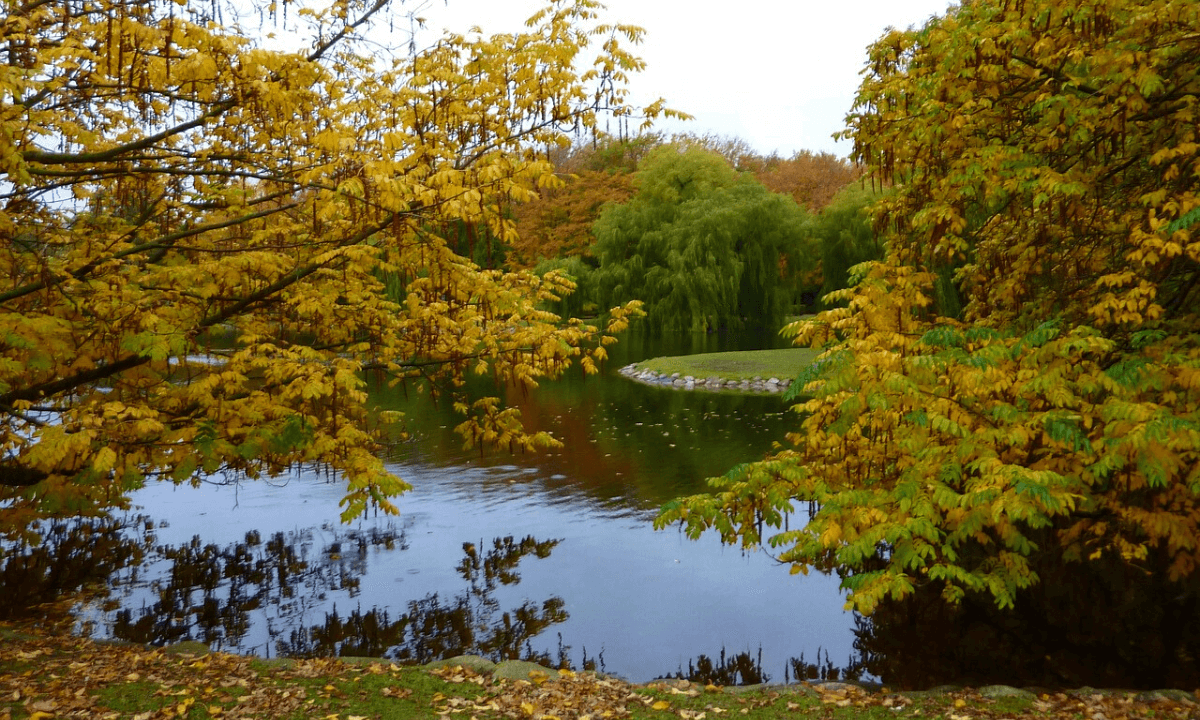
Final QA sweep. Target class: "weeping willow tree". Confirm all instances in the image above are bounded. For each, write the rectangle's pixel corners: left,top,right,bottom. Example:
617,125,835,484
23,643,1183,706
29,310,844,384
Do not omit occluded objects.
591,147,813,332
804,184,887,306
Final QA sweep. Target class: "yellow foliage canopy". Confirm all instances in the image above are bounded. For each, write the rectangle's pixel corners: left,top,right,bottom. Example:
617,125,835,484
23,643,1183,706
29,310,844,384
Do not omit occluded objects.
658,0,1200,613
0,0,677,539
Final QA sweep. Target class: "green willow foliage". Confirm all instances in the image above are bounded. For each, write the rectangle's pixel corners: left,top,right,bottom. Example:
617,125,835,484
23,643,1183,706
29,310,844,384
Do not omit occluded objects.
804,184,887,307
532,256,599,319
591,147,813,332
659,0,1200,614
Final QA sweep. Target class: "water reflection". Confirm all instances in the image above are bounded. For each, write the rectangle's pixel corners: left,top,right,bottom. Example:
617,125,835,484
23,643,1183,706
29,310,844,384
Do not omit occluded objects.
88,523,581,666
787,646,871,684
371,359,798,507
3,518,860,682
279,536,570,664
848,549,1200,690
2,329,865,684
663,648,772,686
107,524,405,650
663,646,869,687
19,515,1197,688
0,516,153,621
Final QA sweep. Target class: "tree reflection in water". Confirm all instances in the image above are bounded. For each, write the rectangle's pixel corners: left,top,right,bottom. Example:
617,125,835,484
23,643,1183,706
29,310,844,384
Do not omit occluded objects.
3,519,582,669
0,515,155,621
847,551,1200,690
14,516,1197,687
661,648,772,686
0,518,859,686
663,645,870,687
97,527,571,665
277,536,569,664
107,523,407,651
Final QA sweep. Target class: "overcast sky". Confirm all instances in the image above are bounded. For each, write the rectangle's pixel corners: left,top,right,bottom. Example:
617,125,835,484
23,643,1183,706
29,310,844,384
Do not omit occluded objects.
404,0,955,158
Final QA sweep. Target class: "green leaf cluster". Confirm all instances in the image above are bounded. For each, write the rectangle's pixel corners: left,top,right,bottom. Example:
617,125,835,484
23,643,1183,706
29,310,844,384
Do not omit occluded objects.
801,184,888,308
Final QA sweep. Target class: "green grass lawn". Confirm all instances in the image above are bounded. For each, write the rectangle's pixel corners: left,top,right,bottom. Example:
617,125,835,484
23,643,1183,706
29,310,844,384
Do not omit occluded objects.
634,347,820,382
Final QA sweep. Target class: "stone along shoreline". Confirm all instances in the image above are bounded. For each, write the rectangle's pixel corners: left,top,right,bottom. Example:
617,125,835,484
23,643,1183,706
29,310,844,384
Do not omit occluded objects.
618,363,794,393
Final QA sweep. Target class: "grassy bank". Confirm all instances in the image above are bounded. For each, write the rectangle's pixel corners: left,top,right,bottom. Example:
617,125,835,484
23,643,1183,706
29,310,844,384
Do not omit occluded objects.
3,620,1195,719
634,347,820,382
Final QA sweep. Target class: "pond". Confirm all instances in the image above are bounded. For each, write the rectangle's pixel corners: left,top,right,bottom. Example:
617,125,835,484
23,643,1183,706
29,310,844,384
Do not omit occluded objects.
19,329,871,685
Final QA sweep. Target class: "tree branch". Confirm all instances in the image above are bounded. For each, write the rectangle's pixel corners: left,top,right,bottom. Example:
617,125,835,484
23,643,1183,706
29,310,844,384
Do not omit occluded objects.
0,210,393,406
20,100,234,166
306,0,391,63
0,200,301,306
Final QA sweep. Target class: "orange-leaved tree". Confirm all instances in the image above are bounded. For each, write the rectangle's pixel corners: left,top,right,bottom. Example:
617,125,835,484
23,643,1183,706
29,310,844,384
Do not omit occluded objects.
0,0,681,541
508,171,636,269
752,151,863,213
659,0,1200,615
507,136,662,269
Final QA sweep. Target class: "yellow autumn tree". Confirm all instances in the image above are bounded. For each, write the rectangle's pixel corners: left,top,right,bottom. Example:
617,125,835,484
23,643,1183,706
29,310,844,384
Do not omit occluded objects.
660,0,1200,614
0,0,680,541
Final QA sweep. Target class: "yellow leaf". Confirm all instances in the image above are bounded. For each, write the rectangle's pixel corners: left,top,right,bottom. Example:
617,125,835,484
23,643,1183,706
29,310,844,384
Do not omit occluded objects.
652,700,671,710
92,446,117,473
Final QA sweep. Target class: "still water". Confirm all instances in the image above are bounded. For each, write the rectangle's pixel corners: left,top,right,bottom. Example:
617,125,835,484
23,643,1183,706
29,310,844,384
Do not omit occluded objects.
77,330,864,684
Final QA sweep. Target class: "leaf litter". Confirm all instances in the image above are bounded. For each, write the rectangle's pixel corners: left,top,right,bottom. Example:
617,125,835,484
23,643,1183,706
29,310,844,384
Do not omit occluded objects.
2,620,1198,720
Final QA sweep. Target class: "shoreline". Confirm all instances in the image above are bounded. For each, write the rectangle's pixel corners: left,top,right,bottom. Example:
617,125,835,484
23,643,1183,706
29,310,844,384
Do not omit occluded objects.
618,362,794,394
3,624,1197,719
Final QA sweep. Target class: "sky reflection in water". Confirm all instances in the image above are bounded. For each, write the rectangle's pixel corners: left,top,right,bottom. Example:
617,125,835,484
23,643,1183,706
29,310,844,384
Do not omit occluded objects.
89,330,862,683
118,458,856,683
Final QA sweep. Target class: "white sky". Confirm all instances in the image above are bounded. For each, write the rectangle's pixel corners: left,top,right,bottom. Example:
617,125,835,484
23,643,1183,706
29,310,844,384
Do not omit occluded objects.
404,0,955,158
